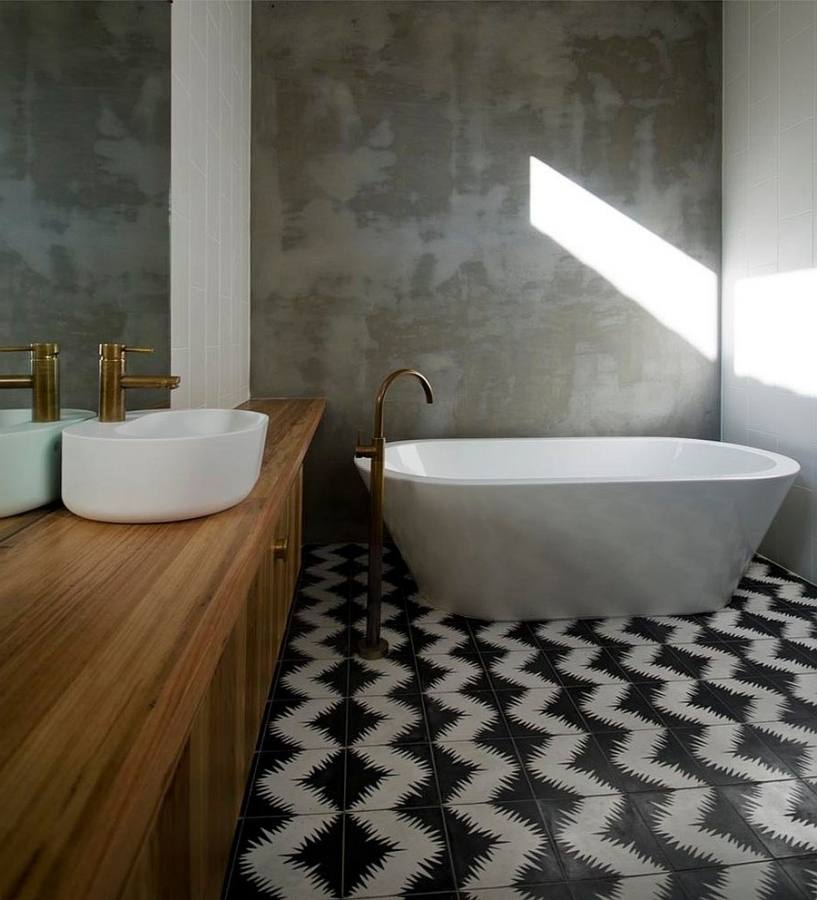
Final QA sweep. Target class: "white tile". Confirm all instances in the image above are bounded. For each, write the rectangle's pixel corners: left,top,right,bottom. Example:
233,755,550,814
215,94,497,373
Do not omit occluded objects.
206,237,220,347
779,211,814,270
747,178,779,266
189,166,206,290
725,0,750,84
171,0,250,413
751,0,780,23
170,348,191,410
170,213,190,350
171,0,190,87
725,151,751,232
780,119,814,218
781,25,816,129
750,5,780,103
726,75,750,157
170,79,190,221
748,94,779,183
770,486,816,581
188,0,208,54
781,0,816,40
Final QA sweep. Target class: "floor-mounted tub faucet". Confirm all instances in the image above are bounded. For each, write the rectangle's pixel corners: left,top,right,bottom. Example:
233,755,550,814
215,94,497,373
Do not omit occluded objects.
355,368,434,659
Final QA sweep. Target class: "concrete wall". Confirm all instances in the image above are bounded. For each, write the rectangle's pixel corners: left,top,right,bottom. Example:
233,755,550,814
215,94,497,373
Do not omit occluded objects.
0,1,170,412
722,0,817,581
170,0,252,411
251,1,722,540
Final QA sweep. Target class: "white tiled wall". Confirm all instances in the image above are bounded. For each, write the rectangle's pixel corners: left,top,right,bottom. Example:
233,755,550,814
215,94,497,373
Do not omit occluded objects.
170,0,251,410
722,0,817,581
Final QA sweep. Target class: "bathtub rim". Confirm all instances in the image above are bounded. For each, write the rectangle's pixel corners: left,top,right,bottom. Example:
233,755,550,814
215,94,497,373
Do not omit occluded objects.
354,436,800,487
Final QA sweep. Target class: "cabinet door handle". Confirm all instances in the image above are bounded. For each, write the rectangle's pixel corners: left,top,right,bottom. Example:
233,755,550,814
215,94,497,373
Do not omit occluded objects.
273,537,288,560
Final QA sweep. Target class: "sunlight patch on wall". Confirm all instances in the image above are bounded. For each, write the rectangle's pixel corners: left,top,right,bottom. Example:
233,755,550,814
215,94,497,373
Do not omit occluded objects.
733,268,817,397
529,156,718,360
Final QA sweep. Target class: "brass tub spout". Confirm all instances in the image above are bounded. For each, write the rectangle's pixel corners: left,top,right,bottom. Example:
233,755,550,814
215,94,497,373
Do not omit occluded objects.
355,368,434,660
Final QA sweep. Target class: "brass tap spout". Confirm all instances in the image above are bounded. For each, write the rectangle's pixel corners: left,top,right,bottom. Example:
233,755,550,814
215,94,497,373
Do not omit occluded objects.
0,342,60,422
98,343,180,423
355,368,434,660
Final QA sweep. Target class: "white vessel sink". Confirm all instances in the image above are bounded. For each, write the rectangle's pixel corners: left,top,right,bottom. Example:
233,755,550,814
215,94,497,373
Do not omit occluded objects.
61,409,269,523
0,409,95,517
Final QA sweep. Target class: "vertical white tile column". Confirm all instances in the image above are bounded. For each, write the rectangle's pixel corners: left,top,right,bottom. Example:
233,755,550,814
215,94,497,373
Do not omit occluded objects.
722,0,817,581
170,0,251,410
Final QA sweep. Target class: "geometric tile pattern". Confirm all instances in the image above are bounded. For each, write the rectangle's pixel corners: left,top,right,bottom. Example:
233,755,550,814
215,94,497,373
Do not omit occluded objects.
224,546,817,898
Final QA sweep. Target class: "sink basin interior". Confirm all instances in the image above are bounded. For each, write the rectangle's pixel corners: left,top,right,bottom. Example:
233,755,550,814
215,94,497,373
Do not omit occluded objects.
116,408,266,439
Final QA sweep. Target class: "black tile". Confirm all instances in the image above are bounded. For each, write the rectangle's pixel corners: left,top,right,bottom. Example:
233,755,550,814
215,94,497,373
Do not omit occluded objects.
637,680,738,728
262,697,347,751
631,787,769,870
584,617,665,648
472,621,540,652
545,647,630,688
345,743,440,811
570,684,666,733
417,652,492,694
605,644,696,684
516,733,621,800
424,691,509,742
568,872,688,900
343,806,454,897
228,813,343,899
274,657,349,701
677,861,803,900
753,719,817,779
672,722,796,786
346,693,428,746
497,687,588,740
721,779,817,858
594,727,707,793
435,738,532,805
484,650,561,692
445,800,563,890
347,653,420,697
245,748,345,817
409,610,478,655
777,854,817,898
539,794,669,880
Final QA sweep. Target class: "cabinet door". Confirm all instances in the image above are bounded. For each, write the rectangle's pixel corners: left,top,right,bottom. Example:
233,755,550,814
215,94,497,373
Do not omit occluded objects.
121,467,304,900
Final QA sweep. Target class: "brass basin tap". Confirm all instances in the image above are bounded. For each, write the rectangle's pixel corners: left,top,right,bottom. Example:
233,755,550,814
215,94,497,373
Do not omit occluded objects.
0,342,60,422
98,343,180,423
355,368,434,659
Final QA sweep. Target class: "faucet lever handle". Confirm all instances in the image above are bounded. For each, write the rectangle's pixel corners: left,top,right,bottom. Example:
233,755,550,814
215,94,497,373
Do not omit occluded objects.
0,345,33,354
123,346,154,354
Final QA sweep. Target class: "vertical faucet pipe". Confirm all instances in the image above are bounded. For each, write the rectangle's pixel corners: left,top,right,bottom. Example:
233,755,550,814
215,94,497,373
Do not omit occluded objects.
355,368,433,660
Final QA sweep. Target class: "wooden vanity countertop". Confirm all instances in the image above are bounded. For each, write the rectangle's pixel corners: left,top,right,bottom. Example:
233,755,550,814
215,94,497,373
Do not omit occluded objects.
0,398,324,900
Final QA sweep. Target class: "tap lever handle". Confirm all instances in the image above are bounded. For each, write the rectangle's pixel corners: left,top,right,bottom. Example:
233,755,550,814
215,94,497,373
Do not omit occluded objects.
0,343,59,359
124,346,154,354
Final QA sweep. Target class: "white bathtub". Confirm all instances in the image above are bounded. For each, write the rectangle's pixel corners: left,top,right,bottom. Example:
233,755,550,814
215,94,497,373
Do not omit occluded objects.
355,437,799,620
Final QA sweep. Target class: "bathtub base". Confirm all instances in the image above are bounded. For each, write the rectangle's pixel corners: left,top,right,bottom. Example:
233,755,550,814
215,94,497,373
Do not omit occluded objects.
386,479,794,621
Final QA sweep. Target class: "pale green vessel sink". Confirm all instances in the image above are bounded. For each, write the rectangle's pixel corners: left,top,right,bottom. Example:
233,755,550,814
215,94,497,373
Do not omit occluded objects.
0,409,95,517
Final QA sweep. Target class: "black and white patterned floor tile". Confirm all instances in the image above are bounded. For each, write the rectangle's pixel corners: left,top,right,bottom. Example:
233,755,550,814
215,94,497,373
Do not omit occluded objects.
224,546,817,899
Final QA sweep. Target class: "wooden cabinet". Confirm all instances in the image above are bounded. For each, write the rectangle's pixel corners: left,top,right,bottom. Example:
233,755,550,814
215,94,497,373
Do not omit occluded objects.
122,469,303,900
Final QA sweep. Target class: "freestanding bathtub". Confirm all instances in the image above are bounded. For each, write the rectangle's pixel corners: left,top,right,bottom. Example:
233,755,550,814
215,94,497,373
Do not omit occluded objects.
355,437,799,620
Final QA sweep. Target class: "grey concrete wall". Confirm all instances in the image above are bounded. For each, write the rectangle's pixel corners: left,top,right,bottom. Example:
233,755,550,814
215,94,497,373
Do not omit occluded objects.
251,0,722,541
0,1,170,412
